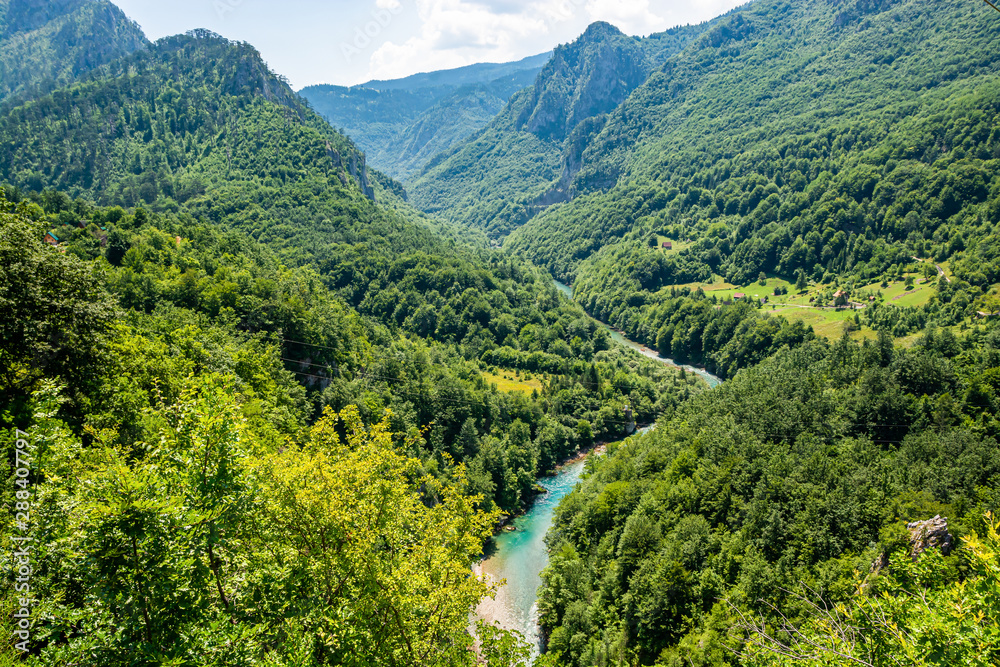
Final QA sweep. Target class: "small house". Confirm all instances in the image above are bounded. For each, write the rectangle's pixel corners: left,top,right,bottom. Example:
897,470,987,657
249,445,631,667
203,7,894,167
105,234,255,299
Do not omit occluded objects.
44,232,59,246
734,293,745,300
833,290,847,299
662,241,673,250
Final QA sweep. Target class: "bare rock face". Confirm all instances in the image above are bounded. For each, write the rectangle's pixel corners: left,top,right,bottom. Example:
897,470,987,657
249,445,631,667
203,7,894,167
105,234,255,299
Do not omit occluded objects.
906,515,953,560
872,515,954,573
516,22,648,143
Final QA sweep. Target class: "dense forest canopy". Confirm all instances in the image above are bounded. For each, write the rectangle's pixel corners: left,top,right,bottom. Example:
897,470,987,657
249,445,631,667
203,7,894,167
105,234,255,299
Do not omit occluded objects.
1,0,1000,665
0,15,709,662
0,140,701,665
535,328,1000,666
402,0,1000,664
501,0,1000,291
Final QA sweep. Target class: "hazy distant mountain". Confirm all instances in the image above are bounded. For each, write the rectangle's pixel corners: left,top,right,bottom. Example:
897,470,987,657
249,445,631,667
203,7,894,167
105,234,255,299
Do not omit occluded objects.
0,0,147,106
359,52,551,91
299,53,550,180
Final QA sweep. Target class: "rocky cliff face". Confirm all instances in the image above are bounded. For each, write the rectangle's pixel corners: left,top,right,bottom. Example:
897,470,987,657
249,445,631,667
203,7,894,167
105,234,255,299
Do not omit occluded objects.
873,515,955,573
516,22,648,143
907,515,954,559
0,0,147,106
511,24,656,207
406,20,710,238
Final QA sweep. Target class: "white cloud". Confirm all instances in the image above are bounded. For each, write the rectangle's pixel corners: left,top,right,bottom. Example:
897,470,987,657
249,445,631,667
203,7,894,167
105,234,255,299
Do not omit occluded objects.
358,0,747,83
584,0,664,36
365,0,555,80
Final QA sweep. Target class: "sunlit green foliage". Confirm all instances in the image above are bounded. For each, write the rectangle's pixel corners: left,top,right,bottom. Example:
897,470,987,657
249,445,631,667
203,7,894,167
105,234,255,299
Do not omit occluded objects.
742,516,1000,667
537,327,1000,665
1,379,519,665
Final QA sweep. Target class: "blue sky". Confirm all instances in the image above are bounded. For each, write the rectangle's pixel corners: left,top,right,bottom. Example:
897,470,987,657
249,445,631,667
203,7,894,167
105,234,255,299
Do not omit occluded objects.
112,0,747,88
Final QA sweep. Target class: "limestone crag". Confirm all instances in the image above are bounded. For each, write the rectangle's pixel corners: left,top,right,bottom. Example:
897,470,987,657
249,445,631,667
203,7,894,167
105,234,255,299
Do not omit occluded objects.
907,515,953,560
871,515,954,573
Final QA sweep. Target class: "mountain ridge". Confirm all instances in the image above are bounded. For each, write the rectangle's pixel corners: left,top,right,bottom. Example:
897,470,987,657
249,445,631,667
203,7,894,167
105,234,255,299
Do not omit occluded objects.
300,54,549,179
503,0,1000,291
0,0,147,107
406,20,713,237
357,51,552,91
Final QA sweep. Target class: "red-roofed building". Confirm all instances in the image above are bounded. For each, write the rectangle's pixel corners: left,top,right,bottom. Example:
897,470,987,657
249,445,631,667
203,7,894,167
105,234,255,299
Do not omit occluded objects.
662,241,673,250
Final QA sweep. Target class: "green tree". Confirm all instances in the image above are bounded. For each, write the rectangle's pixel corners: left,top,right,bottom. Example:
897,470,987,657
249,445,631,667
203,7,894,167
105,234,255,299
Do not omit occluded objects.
257,406,516,666
0,205,117,421
740,516,1000,667
795,269,808,292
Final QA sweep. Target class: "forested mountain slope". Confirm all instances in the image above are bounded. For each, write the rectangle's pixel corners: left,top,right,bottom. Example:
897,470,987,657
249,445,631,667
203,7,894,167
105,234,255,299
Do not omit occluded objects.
0,199,520,666
538,326,1000,666
406,21,711,238
0,26,707,504
0,0,146,107
5,1,1000,665
0,30,397,263
300,53,548,179
0,19,707,662
504,0,1000,290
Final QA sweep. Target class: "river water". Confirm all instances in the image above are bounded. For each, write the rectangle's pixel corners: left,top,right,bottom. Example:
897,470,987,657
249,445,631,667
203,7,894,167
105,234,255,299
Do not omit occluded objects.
474,457,587,658
552,279,721,388
472,280,721,661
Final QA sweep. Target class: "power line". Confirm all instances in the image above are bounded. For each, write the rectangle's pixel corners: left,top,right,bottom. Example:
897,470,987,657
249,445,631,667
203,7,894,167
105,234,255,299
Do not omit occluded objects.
984,0,1000,14
284,367,929,441
282,368,645,427
279,337,702,391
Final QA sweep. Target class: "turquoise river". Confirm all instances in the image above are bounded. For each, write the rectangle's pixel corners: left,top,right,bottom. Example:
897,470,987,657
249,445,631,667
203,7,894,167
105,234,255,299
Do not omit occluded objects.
474,456,587,657
473,280,721,661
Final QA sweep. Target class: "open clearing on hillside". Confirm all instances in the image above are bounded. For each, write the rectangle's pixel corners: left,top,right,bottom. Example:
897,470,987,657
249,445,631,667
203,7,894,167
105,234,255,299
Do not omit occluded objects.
482,370,544,394
656,271,951,342
654,236,695,253
768,307,876,342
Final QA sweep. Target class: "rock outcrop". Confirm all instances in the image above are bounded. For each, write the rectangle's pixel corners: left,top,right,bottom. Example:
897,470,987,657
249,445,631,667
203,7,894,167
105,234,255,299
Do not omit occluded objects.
872,515,954,573
907,515,954,560
515,22,648,143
